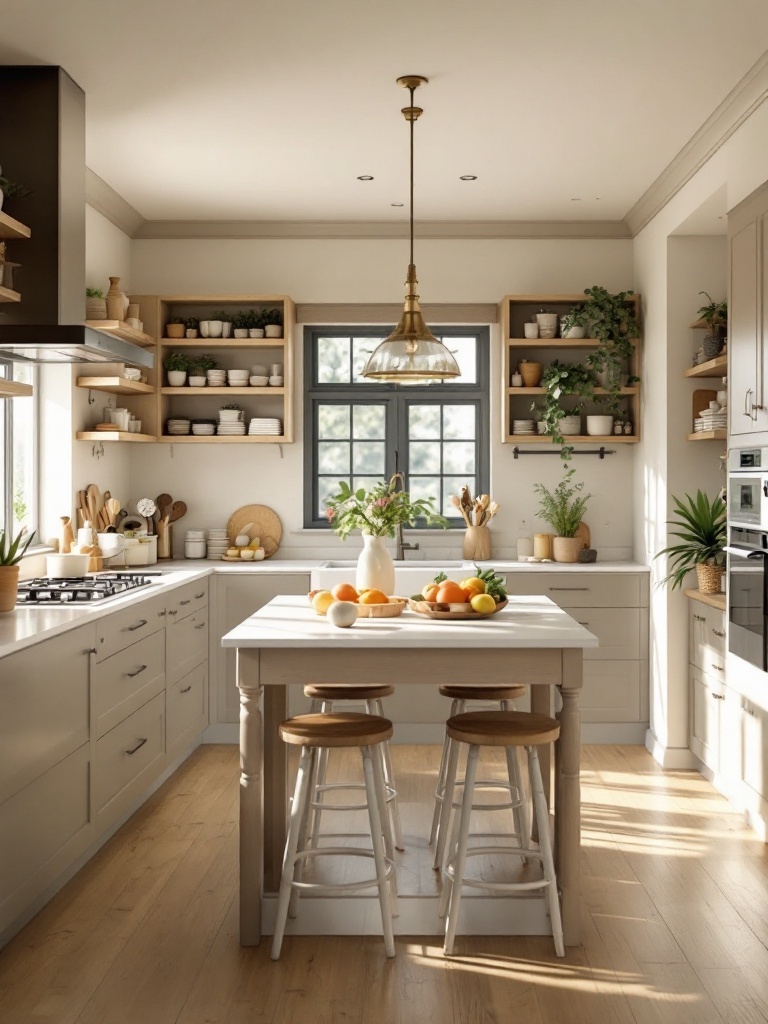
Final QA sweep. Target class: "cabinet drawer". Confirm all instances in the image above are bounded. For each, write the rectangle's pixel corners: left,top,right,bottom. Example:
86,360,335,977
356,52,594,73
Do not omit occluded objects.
93,630,166,739
94,692,165,814
561,606,639,660
95,596,166,662
167,607,208,685
503,573,643,608
689,603,726,680
689,666,724,769
0,743,90,925
167,662,208,754
0,624,93,804
166,580,208,623
579,661,641,722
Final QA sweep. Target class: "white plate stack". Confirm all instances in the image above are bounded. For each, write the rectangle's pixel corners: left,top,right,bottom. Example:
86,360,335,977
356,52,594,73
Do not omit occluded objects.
249,417,282,436
206,529,229,560
191,422,216,435
167,418,191,435
218,419,246,436
512,419,536,435
694,409,727,432
206,369,227,387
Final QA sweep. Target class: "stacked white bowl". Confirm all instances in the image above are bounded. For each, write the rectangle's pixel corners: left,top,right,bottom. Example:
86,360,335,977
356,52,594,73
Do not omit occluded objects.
227,369,249,387
184,530,207,559
206,529,229,560
191,422,216,435
207,369,227,386
249,375,269,387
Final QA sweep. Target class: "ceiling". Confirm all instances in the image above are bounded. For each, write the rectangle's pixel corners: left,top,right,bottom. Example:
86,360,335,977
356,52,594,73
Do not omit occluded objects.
2,0,768,226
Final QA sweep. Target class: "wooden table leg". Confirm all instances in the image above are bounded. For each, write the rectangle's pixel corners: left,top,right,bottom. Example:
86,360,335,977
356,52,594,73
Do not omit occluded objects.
530,681,551,843
238,648,263,946
263,684,288,892
556,648,582,946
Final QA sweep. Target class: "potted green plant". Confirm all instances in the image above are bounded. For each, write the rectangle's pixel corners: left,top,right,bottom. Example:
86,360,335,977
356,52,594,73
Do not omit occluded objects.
0,526,35,612
232,310,250,338
559,304,587,339
219,402,242,422
655,490,726,594
575,286,639,409
533,469,591,563
163,351,189,386
536,360,596,458
188,353,216,386
262,307,283,338
85,287,106,320
696,291,727,360
0,166,32,213
166,316,185,339
185,316,200,339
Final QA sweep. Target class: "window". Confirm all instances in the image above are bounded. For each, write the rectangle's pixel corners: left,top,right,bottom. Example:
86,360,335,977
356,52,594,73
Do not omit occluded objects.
304,327,489,528
0,360,37,539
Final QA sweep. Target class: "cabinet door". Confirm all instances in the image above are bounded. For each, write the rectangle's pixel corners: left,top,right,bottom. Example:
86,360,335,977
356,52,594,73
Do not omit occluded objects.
580,661,641,723
689,667,723,771
689,603,726,682
741,699,768,807
212,573,311,723
167,662,208,761
730,219,758,437
167,606,208,685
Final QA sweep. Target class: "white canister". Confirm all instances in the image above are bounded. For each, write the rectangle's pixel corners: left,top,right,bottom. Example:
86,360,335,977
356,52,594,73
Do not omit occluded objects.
124,535,158,566
511,372,523,387
517,537,533,560
185,540,207,559
46,553,89,577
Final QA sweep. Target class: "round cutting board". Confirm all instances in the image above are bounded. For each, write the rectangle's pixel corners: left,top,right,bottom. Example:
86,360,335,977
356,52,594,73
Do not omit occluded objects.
226,505,282,558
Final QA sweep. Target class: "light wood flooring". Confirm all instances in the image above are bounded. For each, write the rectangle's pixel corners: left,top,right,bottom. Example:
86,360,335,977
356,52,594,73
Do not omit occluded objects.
2,743,768,1023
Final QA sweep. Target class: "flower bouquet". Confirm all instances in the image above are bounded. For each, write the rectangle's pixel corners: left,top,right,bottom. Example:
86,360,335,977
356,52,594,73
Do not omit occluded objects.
324,474,448,539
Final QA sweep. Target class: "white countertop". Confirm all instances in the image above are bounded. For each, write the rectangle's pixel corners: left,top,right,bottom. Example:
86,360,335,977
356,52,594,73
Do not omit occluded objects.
222,594,599,650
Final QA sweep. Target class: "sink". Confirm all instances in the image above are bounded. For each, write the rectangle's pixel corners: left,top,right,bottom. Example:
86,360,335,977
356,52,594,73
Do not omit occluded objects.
318,560,465,569
311,560,469,592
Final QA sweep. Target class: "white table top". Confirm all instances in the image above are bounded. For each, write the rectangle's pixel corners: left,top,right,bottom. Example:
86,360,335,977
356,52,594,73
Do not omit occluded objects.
222,594,599,650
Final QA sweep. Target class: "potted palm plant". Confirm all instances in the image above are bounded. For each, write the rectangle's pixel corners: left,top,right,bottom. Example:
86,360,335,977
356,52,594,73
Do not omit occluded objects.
656,490,726,594
533,469,591,562
0,527,35,612
696,292,727,360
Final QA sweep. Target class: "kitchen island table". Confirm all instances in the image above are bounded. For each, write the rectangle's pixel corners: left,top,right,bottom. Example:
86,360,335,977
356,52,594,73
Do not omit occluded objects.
223,594,597,947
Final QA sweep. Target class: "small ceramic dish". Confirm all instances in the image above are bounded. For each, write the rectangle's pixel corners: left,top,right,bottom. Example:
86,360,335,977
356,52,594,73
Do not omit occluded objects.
250,375,269,387
356,597,408,618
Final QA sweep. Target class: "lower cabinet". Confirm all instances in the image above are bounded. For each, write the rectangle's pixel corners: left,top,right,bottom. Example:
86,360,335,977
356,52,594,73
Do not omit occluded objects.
167,662,208,761
210,572,311,723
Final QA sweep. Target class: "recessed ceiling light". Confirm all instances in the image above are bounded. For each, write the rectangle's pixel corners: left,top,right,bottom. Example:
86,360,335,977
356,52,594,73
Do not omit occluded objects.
459,174,477,181
357,175,374,181
391,202,404,207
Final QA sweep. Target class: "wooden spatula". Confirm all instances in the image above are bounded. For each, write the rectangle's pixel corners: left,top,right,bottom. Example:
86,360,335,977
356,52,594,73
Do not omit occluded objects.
169,500,187,523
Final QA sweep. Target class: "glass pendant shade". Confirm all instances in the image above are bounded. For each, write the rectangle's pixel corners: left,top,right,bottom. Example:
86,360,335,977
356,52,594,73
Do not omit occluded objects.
363,264,461,382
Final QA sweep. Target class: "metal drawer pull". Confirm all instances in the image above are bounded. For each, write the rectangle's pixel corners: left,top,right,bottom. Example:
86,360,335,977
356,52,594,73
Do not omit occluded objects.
84,647,97,654
180,685,192,693
712,662,724,672
180,599,191,606
548,587,589,592
195,592,205,599
124,619,148,632
194,622,206,630
125,737,148,756
712,629,725,637
577,621,589,626
168,609,178,616
693,614,705,622
711,692,725,700
158,609,167,617
126,664,147,678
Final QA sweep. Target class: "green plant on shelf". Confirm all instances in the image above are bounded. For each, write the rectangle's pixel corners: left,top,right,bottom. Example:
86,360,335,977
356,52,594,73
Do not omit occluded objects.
163,351,189,372
211,310,231,323
579,285,639,414
244,309,259,330
535,360,597,460
86,287,104,298
232,310,251,330
260,306,282,327
533,468,591,538
185,316,200,331
221,403,241,410
189,354,217,374
696,291,727,333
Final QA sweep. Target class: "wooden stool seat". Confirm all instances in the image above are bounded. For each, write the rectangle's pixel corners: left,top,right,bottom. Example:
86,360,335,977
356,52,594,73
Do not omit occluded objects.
279,712,393,748
447,710,560,747
438,684,526,702
304,684,395,701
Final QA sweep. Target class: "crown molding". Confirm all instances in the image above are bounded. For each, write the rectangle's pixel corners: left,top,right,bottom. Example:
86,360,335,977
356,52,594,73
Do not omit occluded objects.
85,167,145,237
625,50,768,236
297,302,498,324
132,218,631,240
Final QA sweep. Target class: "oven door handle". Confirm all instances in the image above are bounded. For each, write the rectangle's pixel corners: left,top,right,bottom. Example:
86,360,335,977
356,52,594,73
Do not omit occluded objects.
725,545,768,559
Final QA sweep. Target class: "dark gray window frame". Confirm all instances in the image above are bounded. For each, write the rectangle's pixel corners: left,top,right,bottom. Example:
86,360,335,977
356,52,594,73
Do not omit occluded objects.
303,325,490,529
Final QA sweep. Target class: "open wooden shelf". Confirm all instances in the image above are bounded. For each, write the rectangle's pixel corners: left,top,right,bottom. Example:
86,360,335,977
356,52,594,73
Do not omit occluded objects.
85,320,155,348
160,338,285,348
76,430,156,443
687,429,726,441
0,210,31,239
76,375,154,396
507,386,638,396
507,337,638,349
158,435,286,443
684,355,727,379
0,285,21,303
506,434,639,444
0,380,33,398
161,386,285,395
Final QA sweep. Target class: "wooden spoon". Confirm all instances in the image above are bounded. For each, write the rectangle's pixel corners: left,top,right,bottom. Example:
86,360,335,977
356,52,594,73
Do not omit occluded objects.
169,500,187,523
155,493,172,517
451,494,470,526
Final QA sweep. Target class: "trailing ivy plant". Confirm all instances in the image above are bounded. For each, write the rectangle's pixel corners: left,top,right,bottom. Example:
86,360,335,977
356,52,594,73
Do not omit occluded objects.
571,286,640,414
534,360,596,460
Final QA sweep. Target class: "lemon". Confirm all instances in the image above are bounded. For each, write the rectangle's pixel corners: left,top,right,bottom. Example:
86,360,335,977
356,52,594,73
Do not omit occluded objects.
470,593,496,614
311,590,335,615
460,577,486,594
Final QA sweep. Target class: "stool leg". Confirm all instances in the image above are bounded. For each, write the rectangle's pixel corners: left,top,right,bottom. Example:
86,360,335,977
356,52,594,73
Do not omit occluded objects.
372,742,399,915
443,744,479,956
429,698,459,848
271,746,313,960
289,746,317,920
375,698,404,851
308,743,330,847
505,745,531,864
362,745,396,958
527,745,565,958
434,733,460,870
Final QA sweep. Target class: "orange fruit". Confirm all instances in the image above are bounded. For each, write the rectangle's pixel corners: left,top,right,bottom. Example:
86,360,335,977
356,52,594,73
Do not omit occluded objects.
359,588,388,605
421,584,439,602
435,581,467,604
332,582,359,603
460,577,486,597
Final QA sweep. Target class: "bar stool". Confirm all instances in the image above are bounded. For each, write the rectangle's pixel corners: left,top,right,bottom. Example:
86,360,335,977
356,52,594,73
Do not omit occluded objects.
437,710,564,957
271,712,396,960
431,684,530,871
304,684,404,851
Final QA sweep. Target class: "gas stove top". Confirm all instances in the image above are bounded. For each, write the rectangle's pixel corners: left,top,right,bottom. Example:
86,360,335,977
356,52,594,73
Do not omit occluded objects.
17,572,162,605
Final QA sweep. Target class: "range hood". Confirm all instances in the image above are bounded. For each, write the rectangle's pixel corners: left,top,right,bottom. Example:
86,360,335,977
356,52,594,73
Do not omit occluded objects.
0,324,155,366
0,66,154,370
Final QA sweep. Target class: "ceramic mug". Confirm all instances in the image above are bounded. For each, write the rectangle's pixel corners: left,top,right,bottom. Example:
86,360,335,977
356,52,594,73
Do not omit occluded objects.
200,320,210,338
523,323,539,339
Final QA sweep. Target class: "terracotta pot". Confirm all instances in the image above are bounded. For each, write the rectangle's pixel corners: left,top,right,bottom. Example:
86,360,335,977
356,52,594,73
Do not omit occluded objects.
166,323,185,338
553,536,584,563
519,361,542,387
0,564,20,613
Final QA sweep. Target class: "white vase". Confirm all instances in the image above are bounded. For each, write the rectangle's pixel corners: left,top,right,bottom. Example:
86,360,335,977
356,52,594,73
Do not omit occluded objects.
356,534,395,596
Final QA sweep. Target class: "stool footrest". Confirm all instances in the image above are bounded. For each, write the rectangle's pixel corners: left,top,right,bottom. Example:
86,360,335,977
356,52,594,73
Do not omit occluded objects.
291,846,395,895
444,846,548,893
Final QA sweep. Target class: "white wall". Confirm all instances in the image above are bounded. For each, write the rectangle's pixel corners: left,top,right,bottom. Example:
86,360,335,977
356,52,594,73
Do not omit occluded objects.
128,237,636,559
85,206,131,294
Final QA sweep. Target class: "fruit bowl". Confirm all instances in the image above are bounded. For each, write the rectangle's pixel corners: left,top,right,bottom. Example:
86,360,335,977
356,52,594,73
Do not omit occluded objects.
356,597,408,618
407,598,507,620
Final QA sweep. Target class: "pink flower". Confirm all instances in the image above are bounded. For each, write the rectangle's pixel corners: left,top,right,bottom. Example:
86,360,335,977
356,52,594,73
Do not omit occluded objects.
373,497,391,508
324,507,335,522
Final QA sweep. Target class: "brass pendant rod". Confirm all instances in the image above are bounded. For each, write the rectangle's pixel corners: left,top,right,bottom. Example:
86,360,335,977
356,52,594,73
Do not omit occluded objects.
409,84,415,267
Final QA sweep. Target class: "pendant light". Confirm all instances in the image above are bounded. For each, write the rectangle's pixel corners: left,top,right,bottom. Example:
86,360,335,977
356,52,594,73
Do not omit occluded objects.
362,76,461,383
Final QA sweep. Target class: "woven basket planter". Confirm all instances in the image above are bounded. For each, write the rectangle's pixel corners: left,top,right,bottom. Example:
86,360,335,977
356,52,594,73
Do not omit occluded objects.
696,562,725,594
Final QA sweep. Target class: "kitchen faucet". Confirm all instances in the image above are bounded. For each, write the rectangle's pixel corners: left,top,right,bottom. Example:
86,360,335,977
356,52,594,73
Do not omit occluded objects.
396,521,419,561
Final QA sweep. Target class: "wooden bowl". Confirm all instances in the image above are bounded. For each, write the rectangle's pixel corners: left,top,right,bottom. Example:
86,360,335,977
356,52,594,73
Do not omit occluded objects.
407,598,507,620
356,597,408,618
